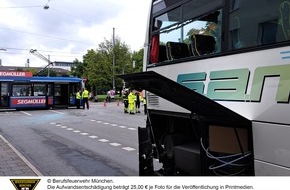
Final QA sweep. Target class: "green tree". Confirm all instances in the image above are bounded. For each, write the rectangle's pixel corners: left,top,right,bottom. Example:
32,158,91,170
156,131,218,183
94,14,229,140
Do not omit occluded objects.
26,67,37,75
131,48,144,73
69,59,84,78
72,37,144,95
83,49,112,95
84,37,132,94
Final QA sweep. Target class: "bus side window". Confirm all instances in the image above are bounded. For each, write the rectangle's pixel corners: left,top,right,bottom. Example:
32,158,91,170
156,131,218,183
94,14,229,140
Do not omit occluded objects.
150,20,163,64
280,1,290,40
166,42,191,60
159,45,167,62
150,33,160,63
190,34,216,56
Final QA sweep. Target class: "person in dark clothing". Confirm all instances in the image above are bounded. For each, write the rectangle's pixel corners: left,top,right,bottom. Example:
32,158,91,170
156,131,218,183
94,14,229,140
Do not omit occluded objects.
143,97,147,115
135,91,141,113
123,89,129,113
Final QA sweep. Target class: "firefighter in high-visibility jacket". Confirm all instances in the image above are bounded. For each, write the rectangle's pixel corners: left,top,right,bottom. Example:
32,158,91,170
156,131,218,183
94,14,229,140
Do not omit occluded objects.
76,90,82,109
82,87,89,109
128,89,136,114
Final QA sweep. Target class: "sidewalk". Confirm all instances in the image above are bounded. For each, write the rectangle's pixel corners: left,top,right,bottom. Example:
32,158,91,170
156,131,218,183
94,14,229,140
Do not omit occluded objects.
0,134,42,176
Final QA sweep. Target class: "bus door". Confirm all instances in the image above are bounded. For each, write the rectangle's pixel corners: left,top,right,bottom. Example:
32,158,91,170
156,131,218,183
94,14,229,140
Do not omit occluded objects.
0,82,10,108
54,83,69,108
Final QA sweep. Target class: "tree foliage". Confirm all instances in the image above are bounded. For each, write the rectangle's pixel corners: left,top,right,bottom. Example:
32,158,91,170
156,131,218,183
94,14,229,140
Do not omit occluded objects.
70,37,142,95
131,48,144,73
70,59,84,78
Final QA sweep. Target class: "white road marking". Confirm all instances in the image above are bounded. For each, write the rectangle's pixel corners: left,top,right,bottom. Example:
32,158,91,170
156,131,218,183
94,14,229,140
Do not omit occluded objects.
110,143,121,146
51,122,138,153
92,120,136,132
49,110,65,114
122,147,135,151
20,111,31,116
128,128,136,130
99,139,109,142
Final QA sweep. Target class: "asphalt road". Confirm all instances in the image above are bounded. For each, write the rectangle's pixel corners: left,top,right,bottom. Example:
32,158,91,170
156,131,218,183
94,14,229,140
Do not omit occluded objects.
0,101,147,176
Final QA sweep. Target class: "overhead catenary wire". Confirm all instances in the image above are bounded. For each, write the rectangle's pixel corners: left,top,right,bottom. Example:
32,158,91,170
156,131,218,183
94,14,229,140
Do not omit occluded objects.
0,5,44,9
0,26,97,46
0,47,83,56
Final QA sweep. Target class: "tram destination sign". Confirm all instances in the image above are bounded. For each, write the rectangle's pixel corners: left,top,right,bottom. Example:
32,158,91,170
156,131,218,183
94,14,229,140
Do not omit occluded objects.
0,71,33,77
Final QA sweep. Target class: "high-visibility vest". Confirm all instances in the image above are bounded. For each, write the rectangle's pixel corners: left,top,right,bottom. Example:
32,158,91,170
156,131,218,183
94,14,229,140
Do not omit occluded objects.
139,95,143,102
76,92,81,99
128,92,135,103
143,98,146,105
82,90,89,98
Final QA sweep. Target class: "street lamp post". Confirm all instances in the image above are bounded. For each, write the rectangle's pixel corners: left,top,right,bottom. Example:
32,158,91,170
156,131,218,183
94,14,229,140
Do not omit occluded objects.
122,64,129,90
112,28,116,90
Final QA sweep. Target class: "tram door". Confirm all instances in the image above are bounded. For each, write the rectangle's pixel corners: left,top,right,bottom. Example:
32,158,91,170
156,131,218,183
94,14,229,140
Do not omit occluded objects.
69,83,78,106
0,82,10,108
54,83,69,107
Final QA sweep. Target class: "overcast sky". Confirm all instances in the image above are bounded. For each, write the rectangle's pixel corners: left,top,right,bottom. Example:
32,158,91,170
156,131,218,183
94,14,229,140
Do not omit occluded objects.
0,0,151,67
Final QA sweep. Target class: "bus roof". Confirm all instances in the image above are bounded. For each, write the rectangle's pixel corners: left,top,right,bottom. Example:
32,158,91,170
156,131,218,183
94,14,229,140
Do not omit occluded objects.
0,76,82,83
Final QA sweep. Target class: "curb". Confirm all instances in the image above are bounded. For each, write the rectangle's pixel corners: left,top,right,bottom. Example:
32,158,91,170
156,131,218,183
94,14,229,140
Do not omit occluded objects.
0,134,43,176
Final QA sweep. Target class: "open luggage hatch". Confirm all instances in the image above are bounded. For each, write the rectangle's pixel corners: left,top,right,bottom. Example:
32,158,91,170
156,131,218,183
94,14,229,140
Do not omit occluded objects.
119,71,254,176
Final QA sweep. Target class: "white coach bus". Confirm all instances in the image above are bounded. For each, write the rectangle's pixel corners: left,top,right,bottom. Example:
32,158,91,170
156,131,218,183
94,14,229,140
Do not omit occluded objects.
121,0,290,176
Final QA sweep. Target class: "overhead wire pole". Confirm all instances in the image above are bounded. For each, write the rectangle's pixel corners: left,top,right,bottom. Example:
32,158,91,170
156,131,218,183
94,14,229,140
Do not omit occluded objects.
29,49,54,76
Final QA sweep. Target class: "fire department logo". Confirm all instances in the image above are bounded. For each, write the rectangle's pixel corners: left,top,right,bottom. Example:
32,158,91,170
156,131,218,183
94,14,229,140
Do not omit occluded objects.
10,179,40,190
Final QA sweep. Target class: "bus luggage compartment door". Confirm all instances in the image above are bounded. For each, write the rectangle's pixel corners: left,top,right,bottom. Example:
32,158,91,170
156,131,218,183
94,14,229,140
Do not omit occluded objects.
119,71,254,176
